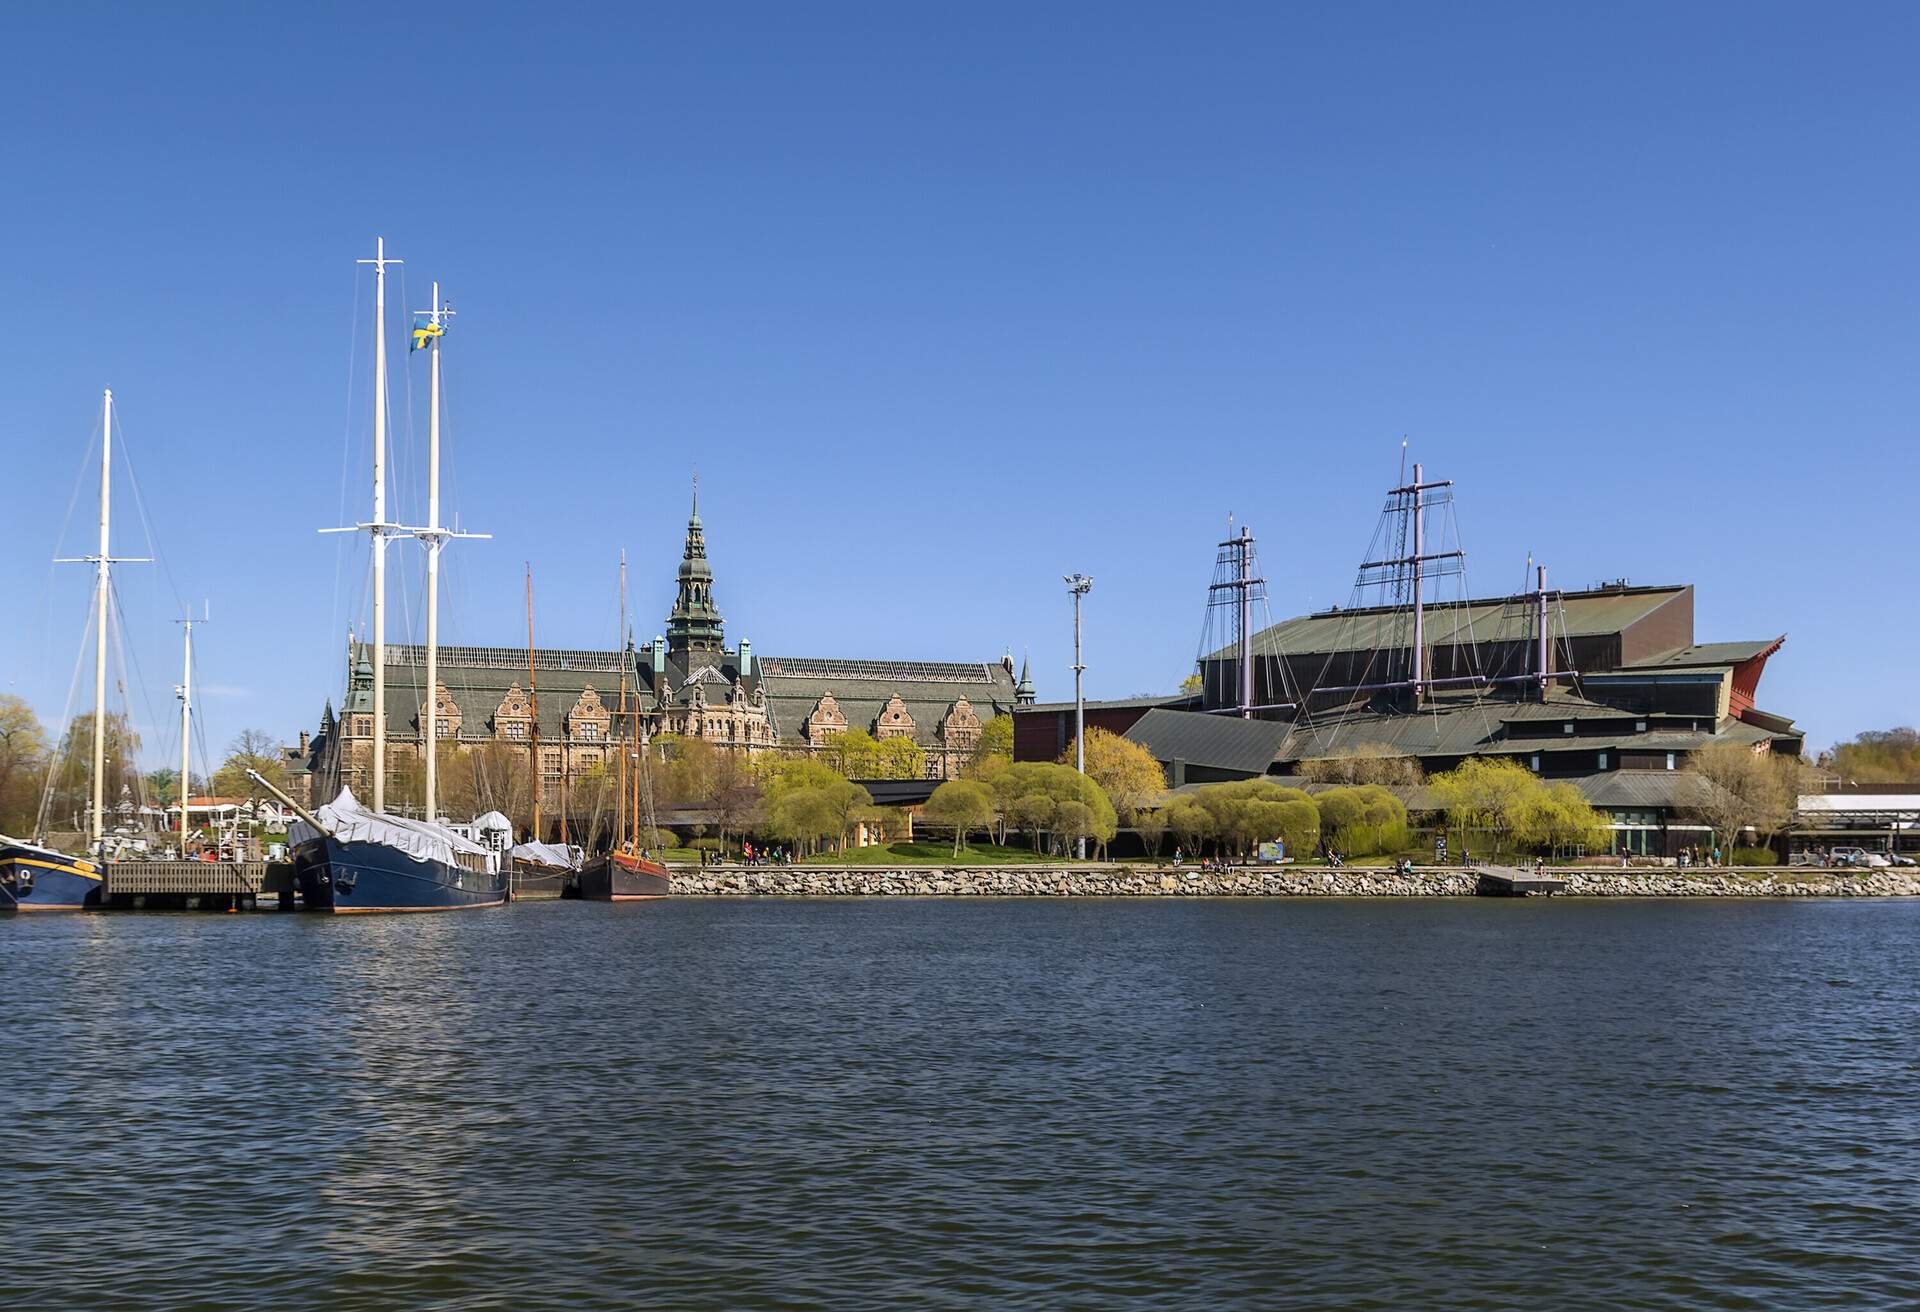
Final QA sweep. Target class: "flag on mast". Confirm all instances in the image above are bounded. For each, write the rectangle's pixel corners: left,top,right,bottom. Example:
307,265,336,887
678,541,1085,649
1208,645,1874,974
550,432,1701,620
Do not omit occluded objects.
411,318,445,352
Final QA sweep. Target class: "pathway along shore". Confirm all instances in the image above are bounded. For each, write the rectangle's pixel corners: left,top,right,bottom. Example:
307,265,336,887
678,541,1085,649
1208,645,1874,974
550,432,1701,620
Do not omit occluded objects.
672,865,1920,897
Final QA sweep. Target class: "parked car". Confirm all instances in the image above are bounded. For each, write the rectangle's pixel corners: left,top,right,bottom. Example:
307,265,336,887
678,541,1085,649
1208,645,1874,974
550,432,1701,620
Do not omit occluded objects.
1828,846,1868,867
1856,852,1892,868
1887,853,1916,868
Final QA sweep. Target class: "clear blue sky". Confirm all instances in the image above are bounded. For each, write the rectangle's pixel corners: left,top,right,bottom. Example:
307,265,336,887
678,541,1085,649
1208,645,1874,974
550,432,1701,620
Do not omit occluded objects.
2,2,1913,773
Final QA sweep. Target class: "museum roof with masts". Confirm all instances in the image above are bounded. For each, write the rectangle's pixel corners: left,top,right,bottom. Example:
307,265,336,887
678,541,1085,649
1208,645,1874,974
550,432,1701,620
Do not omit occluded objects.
1013,459,1804,856
292,486,1033,806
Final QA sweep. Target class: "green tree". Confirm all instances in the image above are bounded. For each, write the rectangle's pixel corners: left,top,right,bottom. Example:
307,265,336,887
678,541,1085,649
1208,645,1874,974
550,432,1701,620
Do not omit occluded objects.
762,759,876,855
46,711,142,831
1133,805,1169,857
1512,781,1610,856
1179,672,1204,695
819,728,926,781
211,728,290,799
989,761,1117,856
1165,796,1214,856
1062,727,1168,829
1175,778,1319,859
1428,757,1540,858
970,714,1014,774
1314,784,1411,857
0,696,50,834
924,779,995,856
1820,727,1920,784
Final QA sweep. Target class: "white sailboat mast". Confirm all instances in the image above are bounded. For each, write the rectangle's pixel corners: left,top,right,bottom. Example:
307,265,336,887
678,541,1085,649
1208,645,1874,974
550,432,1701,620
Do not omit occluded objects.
370,238,393,811
424,281,444,823
404,279,482,824
91,388,112,849
178,618,193,840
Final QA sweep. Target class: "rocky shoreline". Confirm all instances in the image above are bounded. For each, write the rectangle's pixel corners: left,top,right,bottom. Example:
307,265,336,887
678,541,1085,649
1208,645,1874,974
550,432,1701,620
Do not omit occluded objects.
671,865,1920,898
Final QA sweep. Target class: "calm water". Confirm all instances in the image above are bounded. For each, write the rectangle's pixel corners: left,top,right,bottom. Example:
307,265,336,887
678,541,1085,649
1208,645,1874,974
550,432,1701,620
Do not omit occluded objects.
4,898,1919,1309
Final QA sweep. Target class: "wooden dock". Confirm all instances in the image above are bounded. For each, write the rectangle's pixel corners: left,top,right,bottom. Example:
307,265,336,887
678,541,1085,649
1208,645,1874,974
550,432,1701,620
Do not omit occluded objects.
1475,866,1567,897
101,861,286,910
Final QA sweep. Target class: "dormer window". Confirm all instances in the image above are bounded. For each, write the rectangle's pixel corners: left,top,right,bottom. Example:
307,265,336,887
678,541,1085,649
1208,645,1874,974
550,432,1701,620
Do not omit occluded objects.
1635,720,1647,732
504,722,526,740
1563,723,1574,735
577,722,600,741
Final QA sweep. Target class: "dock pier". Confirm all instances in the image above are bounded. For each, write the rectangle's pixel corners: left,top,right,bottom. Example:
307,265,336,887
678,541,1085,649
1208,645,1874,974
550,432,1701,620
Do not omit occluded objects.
101,861,293,911
1475,866,1567,897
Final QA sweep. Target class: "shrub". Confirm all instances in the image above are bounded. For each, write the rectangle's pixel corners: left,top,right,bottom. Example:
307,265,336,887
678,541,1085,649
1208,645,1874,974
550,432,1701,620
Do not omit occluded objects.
1730,847,1777,867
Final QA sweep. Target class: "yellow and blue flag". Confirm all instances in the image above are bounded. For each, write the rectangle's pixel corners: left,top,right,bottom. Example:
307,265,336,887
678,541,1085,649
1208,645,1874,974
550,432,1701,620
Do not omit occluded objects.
410,318,445,352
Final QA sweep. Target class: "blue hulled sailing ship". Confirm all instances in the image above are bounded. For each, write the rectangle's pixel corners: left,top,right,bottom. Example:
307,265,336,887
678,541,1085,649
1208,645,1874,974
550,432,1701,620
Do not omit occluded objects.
0,838,103,912
287,789,503,913
272,243,502,913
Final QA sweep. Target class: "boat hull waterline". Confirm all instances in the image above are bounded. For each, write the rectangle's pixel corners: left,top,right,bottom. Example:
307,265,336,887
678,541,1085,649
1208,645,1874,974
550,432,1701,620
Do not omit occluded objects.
294,835,506,913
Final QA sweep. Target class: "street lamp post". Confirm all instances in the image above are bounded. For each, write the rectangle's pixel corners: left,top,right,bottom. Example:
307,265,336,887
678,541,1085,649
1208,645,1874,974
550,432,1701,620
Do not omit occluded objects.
1065,573,1093,860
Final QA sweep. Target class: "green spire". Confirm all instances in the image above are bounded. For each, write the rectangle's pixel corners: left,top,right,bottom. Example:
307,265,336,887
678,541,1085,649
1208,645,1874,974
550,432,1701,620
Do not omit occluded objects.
667,473,724,657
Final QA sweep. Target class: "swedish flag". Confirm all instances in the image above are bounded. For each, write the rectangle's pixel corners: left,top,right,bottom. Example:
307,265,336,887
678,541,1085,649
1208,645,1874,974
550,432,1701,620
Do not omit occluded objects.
411,318,445,352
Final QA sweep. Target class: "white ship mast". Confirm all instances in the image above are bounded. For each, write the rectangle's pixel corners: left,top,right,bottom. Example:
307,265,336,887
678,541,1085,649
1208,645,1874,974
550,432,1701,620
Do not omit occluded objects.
321,238,404,812
174,606,207,848
410,281,486,824
56,389,148,854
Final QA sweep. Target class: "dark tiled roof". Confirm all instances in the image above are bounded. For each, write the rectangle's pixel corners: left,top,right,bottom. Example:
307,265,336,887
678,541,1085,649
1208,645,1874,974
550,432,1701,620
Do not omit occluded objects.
1123,709,1292,776
758,656,1018,747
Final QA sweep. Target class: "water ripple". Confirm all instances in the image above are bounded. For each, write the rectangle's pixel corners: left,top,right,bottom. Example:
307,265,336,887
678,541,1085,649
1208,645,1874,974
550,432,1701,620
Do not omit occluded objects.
4,898,1919,1308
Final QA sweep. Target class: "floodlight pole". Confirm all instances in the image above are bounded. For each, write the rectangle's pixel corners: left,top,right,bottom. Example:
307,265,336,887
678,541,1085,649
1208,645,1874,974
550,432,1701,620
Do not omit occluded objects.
1065,573,1093,859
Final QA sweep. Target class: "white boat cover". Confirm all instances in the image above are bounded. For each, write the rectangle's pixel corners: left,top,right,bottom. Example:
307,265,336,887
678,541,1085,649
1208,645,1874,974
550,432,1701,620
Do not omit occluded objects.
289,788,493,866
510,840,580,871
473,810,514,834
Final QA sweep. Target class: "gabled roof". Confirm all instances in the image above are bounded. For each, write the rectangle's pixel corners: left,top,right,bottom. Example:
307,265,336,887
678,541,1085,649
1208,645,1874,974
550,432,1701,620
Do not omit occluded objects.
1123,709,1292,776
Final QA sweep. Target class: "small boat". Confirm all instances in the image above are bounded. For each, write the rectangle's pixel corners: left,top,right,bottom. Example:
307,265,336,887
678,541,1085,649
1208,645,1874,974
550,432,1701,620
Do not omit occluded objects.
509,839,582,898
574,847,671,901
567,556,672,903
286,788,504,913
0,837,104,912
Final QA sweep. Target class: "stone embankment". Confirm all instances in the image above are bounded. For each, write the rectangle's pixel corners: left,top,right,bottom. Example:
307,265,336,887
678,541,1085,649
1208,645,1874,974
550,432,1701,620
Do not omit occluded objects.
672,865,1920,897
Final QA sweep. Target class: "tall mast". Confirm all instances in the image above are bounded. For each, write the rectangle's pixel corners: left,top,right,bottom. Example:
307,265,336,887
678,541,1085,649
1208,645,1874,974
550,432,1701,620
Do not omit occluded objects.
55,390,150,852
422,279,443,821
402,279,481,823
527,564,540,840
91,388,112,849
615,553,628,846
1237,526,1254,718
355,237,401,812
174,610,204,846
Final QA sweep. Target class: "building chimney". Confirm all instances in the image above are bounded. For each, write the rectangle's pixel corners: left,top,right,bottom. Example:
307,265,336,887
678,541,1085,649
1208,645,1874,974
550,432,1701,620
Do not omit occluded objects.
738,639,752,678
298,729,310,753
651,636,666,676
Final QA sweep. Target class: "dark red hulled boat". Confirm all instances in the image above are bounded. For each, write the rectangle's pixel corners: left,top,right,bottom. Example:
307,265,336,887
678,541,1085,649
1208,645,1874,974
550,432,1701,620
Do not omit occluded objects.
574,847,670,901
